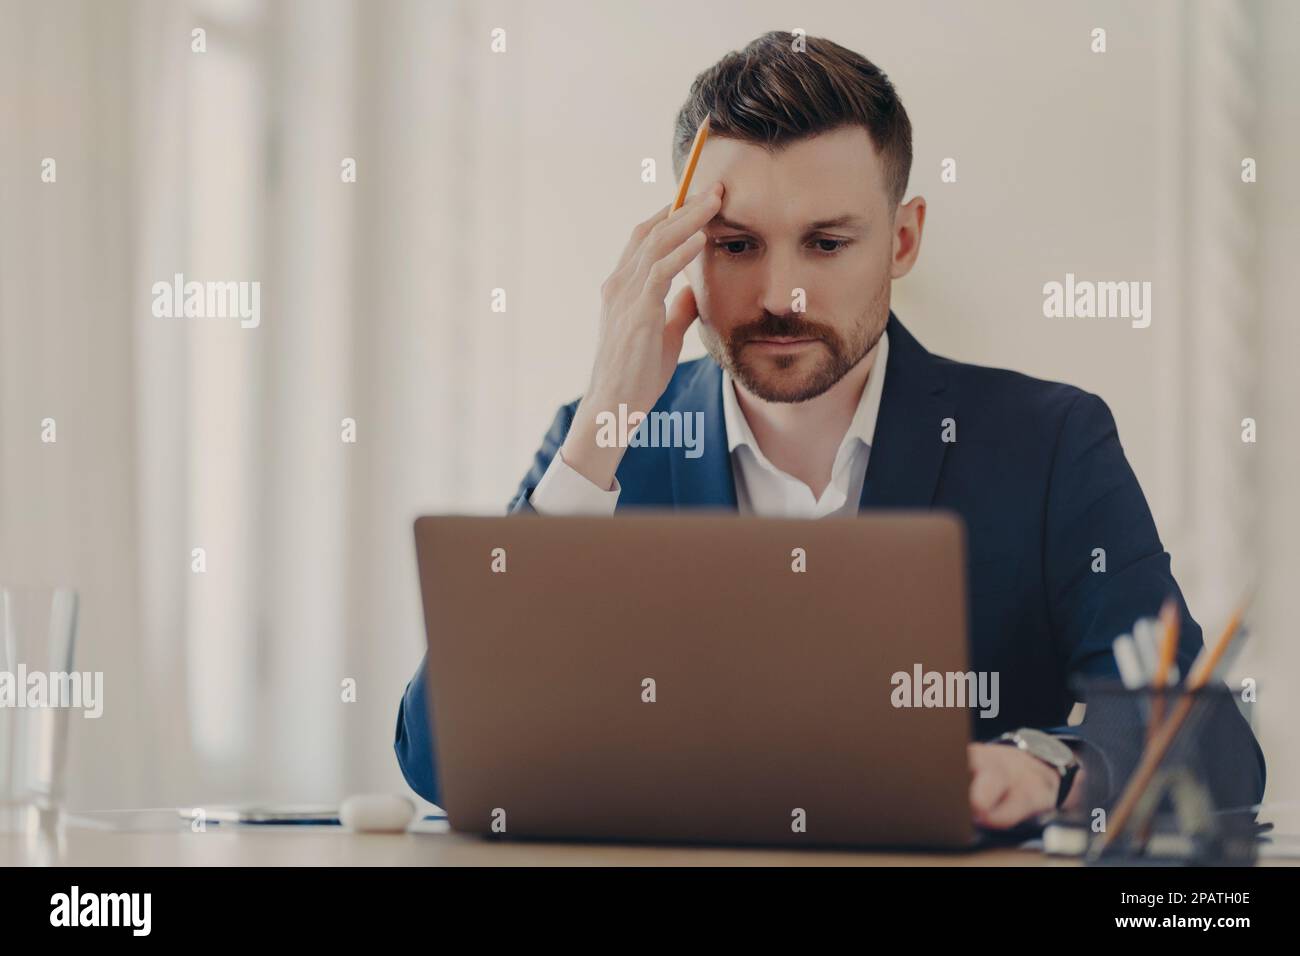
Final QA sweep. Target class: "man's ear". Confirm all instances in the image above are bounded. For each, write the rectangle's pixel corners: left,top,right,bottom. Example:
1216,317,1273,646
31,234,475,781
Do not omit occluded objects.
890,196,926,280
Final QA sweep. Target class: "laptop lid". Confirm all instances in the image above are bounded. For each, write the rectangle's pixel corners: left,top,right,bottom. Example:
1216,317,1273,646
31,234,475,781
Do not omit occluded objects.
414,512,975,849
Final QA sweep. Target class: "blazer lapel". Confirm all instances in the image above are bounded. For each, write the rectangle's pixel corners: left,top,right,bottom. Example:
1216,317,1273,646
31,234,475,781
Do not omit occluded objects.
667,359,738,509
859,313,954,510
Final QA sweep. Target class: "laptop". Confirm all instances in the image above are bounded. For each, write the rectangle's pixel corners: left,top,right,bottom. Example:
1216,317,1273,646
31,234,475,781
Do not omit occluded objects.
413,512,976,849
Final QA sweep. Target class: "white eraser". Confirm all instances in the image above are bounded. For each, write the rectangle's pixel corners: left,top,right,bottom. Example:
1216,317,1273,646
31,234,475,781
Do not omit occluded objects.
1043,823,1089,857
340,794,416,833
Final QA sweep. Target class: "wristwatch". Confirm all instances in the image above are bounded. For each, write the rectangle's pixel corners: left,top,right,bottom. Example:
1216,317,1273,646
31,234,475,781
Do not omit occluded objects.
994,728,1080,809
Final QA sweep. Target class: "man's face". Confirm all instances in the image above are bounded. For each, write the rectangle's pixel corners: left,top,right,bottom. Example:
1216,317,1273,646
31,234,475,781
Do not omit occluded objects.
684,125,903,403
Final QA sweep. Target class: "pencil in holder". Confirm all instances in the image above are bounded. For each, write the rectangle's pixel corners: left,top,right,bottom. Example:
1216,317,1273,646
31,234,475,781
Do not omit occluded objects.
1063,679,1260,865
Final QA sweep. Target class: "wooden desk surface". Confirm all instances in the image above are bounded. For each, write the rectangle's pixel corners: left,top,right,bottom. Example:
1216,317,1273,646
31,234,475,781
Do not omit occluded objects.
2,819,1073,866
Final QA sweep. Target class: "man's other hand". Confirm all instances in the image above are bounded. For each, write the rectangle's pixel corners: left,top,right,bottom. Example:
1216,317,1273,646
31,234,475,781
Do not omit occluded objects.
967,741,1082,829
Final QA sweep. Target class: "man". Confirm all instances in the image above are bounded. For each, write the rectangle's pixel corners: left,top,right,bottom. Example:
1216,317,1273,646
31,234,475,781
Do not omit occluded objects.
397,31,1265,830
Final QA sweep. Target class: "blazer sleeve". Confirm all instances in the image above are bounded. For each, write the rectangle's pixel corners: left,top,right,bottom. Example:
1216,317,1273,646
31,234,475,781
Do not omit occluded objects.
394,658,441,806
1042,391,1265,809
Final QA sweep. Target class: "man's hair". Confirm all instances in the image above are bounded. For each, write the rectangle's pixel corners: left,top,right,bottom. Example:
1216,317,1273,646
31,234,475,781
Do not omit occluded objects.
672,31,913,208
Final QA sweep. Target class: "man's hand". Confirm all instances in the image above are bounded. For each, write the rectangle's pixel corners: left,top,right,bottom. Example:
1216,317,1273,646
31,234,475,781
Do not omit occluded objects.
968,741,1083,829
559,182,724,491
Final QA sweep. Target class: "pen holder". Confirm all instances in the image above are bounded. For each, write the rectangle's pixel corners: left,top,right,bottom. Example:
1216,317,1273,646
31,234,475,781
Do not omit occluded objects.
1065,679,1259,865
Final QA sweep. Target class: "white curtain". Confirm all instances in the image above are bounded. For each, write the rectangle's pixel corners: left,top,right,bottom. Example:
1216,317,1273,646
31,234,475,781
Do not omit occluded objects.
1,0,530,810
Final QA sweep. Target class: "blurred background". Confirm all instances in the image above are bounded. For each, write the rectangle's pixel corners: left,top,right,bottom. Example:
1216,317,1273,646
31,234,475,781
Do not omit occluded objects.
1,0,1297,815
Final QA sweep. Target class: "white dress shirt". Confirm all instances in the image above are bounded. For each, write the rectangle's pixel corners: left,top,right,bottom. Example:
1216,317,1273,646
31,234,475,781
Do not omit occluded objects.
530,330,889,517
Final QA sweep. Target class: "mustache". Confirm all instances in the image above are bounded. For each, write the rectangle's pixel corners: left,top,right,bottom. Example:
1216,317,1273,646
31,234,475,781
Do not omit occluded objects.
728,312,838,344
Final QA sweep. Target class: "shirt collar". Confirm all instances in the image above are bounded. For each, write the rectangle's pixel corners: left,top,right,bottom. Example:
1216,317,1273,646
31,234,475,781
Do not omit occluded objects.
721,328,889,459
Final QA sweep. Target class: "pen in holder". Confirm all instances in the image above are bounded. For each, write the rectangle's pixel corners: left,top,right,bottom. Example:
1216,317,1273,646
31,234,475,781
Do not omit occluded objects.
1065,679,1259,865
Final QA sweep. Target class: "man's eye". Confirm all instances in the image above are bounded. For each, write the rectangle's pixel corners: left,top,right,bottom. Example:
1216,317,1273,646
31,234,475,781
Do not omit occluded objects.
812,238,851,255
713,238,850,257
715,239,752,257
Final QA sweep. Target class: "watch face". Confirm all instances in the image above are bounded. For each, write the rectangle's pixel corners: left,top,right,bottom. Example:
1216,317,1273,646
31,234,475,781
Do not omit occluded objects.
1015,728,1075,769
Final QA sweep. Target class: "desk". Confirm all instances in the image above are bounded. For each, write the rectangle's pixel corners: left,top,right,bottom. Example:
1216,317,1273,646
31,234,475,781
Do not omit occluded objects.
1,821,1072,866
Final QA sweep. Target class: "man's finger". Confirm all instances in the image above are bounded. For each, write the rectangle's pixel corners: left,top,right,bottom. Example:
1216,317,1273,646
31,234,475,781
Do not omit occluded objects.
632,186,721,280
969,766,1008,817
664,283,699,348
978,783,1043,830
615,203,671,273
643,231,708,302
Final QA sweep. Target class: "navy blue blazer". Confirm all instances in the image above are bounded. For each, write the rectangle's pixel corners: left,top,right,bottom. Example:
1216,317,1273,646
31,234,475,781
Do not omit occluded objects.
396,313,1266,812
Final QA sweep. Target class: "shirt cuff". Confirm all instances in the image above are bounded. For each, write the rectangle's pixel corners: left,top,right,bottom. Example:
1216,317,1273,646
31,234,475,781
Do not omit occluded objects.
529,448,621,516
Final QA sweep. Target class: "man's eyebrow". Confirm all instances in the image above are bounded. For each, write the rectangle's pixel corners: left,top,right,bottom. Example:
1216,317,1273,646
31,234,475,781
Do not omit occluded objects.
807,214,868,230
706,213,868,232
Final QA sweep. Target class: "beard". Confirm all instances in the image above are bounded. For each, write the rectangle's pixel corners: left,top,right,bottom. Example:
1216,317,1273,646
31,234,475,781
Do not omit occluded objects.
700,284,889,403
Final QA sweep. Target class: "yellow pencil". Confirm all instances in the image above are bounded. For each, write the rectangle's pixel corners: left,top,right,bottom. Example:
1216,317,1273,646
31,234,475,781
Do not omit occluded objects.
671,114,711,214
1153,598,1180,688
1133,597,1182,846
1147,597,1181,739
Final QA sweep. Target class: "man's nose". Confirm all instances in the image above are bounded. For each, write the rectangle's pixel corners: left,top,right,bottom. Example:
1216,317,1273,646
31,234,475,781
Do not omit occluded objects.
756,246,804,317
